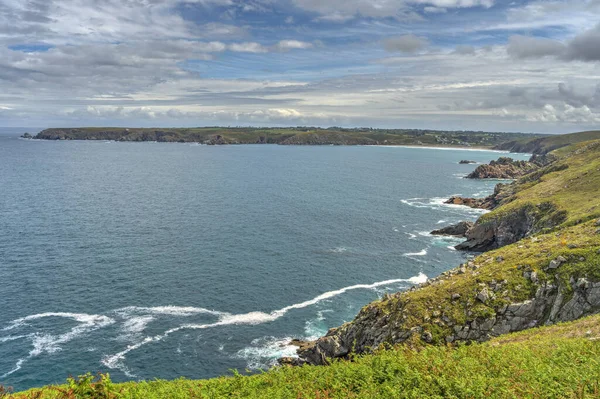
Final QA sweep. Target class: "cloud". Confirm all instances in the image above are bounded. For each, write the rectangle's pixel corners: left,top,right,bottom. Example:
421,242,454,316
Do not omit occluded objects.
506,35,565,59
292,0,493,21
507,24,600,62
565,24,600,61
454,45,476,55
273,40,314,52
528,103,600,124
383,34,429,53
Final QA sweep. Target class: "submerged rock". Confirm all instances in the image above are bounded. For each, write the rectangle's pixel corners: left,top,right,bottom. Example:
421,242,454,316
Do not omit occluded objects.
459,160,476,164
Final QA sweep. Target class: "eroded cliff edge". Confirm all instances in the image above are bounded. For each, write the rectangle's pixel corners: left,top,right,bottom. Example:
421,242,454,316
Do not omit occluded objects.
285,139,600,367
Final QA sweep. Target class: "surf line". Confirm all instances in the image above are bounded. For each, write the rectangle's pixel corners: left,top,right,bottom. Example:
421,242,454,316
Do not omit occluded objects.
101,273,428,373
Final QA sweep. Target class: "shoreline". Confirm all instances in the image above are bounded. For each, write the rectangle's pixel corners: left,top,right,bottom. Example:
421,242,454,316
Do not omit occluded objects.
22,137,531,155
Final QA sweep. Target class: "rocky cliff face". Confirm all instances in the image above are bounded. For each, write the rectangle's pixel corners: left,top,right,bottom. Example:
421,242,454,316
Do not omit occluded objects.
455,202,567,252
466,157,539,179
292,249,600,366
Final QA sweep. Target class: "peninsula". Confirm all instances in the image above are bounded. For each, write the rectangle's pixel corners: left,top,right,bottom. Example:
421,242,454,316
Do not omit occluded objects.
31,127,544,148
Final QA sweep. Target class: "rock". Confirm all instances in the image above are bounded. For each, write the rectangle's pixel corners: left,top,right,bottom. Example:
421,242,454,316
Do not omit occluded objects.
456,202,567,252
466,157,539,179
595,219,600,227
476,287,490,303
530,271,539,283
21,132,33,139
421,331,433,343
547,260,561,270
431,221,474,237
596,228,600,235
451,293,461,300
459,160,476,164
277,357,305,367
496,256,504,262
567,244,578,249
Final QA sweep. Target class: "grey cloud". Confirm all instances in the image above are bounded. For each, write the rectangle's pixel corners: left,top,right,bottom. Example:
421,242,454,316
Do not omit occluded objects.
507,35,565,59
454,45,476,55
565,24,600,61
507,24,600,62
383,34,428,53
293,0,494,21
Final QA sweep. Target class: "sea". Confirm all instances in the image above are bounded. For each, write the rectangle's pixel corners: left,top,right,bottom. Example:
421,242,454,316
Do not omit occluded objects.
0,128,530,391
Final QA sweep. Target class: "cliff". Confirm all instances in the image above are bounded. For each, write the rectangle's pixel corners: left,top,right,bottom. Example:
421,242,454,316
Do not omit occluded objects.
293,138,600,366
465,157,539,179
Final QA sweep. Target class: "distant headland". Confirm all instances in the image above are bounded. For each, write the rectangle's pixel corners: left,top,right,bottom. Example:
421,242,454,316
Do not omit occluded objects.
29,127,546,150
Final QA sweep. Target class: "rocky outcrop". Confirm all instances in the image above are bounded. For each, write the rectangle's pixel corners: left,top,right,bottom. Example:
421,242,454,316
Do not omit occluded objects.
466,157,539,179
21,133,33,139
455,202,567,252
459,160,476,164
445,183,514,212
444,196,491,210
294,258,600,366
431,221,473,237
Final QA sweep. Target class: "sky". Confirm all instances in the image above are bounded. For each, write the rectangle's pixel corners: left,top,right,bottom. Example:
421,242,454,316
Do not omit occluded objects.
0,0,599,133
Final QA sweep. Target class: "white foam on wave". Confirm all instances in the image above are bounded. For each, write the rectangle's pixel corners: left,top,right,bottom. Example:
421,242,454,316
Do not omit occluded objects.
236,336,299,370
304,310,332,340
401,197,489,216
405,232,417,239
403,249,428,257
101,273,428,374
436,220,447,224
0,335,27,343
122,316,155,335
0,312,115,379
330,247,348,253
114,306,224,318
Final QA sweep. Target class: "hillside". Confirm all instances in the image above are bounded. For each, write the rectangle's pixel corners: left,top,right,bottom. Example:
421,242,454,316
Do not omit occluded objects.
494,130,600,154
9,315,600,398
297,138,600,367
31,127,543,148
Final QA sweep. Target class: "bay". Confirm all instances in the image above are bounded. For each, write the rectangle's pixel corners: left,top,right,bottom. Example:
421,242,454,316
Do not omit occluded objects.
0,129,529,390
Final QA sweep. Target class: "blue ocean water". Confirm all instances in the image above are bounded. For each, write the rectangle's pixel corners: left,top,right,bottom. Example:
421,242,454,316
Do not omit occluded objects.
0,129,530,390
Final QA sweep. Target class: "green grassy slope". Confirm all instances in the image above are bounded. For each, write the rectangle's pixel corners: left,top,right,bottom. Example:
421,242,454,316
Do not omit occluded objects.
9,315,600,399
494,130,600,154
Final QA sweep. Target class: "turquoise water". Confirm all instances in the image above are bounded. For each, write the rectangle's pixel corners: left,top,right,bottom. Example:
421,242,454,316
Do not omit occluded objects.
0,130,530,390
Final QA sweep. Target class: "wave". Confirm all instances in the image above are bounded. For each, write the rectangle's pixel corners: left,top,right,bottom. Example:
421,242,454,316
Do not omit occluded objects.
235,336,299,370
114,306,224,318
0,312,115,379
400,197,489,216
329,247,348,253
101,273,427,374
403,249,428,257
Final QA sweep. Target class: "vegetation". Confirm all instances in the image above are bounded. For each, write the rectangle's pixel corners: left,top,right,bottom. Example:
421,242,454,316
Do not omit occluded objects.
32,127,544,148
494,130,600,154
7,315,600,398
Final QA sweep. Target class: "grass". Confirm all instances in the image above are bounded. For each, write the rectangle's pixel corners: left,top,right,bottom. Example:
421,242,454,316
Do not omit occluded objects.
7,315,600,399
480,139,600,227
496,130,600,154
